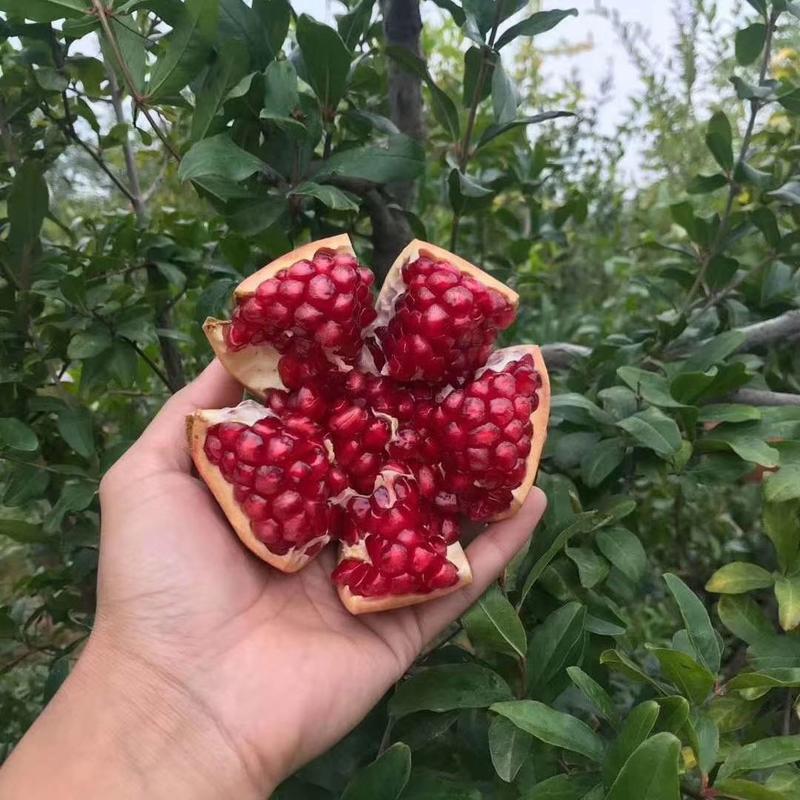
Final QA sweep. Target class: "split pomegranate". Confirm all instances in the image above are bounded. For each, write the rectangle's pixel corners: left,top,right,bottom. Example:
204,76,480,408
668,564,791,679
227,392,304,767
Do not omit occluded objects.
190,236,550,614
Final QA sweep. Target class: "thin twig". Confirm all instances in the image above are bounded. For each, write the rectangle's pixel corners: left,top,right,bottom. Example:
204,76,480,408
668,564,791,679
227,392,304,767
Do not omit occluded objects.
123,338,173,391
683,9,778,310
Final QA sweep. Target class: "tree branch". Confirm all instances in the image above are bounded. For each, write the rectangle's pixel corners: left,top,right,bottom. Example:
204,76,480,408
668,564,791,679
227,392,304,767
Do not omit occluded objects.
726,389,800,407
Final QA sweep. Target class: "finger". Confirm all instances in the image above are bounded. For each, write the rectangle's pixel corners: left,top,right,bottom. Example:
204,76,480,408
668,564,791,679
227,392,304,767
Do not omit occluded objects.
415,488,547,645
128,359,243,472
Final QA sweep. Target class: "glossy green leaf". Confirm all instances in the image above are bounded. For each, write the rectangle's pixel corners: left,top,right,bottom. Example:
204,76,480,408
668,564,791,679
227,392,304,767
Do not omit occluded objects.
617,366,685,408
191,42,249,141
179,134,265,182
717,595,773,644
0,419,39,452
775,576,800,631
654,696,690,736
565,547,609,588
765,465,800,503
388,664,513,717
705,110,733,172
295,14,352,113
147,0,218,100
718,735,800,779
602,701,661,785
316,135,424,184
663,573,721,674
462,584,527,659
580,439,625,488
763,501,800,573
687,173,728,194
647,647,715,704
606,733,680,800
488,714,531,782
490,700,605,762
56,406,95,459
491,57,517,124
567,666,618,725
495,8,578,49
527,602,586,692
290,182,359,212
596,528,646,583
714,778,785,800
524,773,600,798
728,669,800,689
0,0,87,20
476,110,572,149
617,407,682,457
340,743,411,800
600,650,666,692
705,562,774,594
735,23,767,66
698,405,761,424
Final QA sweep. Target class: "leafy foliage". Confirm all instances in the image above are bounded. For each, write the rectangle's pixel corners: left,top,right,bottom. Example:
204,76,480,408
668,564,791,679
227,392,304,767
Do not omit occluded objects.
1,0,800,797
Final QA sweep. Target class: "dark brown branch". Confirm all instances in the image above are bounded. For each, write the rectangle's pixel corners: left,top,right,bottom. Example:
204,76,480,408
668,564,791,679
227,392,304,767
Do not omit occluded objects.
363,189,414,285
381,0,424,210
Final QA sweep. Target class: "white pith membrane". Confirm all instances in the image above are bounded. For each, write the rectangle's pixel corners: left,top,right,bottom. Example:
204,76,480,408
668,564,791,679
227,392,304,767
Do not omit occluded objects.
190,236,550,614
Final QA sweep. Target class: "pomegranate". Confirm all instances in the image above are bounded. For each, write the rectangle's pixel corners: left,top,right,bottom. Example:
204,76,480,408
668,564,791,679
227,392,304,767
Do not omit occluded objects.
191,237,550,614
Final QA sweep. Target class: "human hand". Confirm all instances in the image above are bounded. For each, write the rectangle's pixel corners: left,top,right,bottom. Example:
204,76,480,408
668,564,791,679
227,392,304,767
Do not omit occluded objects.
0,361,546,800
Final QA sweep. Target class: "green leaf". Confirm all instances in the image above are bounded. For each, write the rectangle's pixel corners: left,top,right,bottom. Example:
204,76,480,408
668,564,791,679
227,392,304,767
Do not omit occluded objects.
705,562,774,594
8,160,48,255
337,0,374,49
111,16,146,93
617,366,686,408
340,743,411,800
56,406,94,459
714,778,785,800
647,647,715,705
600,650,666,692
683,331,745,373
400,770,481,800
663,573,721,674
565,547,609,589
385,46,459,139
567,666,618,726
476,110,572,149
728,669,800,689
488,714,531,782
580,439,625,488
735,23,767,66
0,419,39,452
603,701,660,785
527,602,586,692
687,173,728,194
261,59,299,120
763,501,800,573
708,695,762,732
606,733,680,800
388,664,513,717
290,182,359,212
490,700,605,762
765,466,800,503
491,57,517,124
693,712,719,774
191,42,249,141
495,8,578,49
462,584,527,659
698,405,761,424
316,135,424,184
0,0,87,20
775,575,800,631
718,735,800,780
179,134,266,183
518,514,598,605
596,528,646,583
617,407,682,457
146,0,218,100
67,328,112,359
717,595,773,644
296,14,352,113
767,180,800,205
252,0,290,62
705,433,780,468
0,518,46,543
654,696,690,736
705,110,733,173
525,774,600,799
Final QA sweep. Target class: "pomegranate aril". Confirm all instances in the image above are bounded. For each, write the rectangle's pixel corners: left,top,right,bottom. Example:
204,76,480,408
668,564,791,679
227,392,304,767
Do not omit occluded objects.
218,422,246,448
390,574,419,595
411,546,438,574
204,435,222,463
426,561,459,589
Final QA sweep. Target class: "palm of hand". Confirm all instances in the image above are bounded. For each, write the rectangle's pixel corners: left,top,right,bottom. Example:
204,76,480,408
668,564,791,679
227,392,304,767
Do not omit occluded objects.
95,362,545,789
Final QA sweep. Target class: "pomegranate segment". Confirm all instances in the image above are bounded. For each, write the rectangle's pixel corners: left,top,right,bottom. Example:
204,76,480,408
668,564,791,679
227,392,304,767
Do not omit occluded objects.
188,401,336,572
192,237,550,613
377,254,516,382
226,247,376,360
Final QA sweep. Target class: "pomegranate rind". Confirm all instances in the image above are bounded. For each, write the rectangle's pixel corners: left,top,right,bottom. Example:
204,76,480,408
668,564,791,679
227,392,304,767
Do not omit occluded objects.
202,234,356,398
203,319,281,400
484,344,550,521
336,541,472,614
187,401,331,573
373,239,519,334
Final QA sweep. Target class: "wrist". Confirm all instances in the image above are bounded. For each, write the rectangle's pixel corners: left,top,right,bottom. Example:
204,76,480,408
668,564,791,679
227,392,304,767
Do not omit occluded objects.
0,632,272,800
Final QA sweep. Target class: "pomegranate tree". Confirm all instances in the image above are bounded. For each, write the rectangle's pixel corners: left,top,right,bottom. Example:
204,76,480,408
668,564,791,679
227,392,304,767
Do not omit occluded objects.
189,235,550,614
